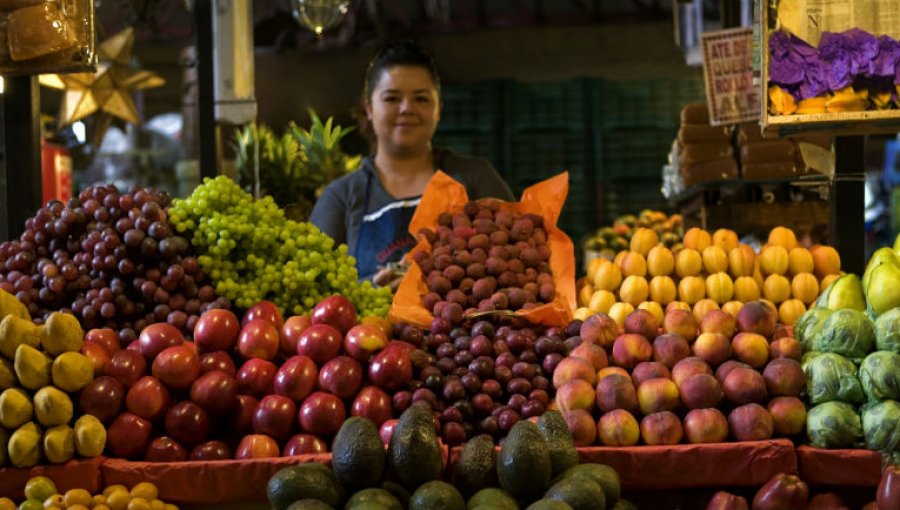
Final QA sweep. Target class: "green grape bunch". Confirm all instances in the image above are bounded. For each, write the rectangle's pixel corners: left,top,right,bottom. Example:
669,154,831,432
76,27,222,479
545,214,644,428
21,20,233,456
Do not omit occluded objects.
168,176,392,317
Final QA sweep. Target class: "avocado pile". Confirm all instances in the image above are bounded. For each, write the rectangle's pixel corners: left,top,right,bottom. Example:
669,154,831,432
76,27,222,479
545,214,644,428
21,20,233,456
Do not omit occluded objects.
267,406,635,510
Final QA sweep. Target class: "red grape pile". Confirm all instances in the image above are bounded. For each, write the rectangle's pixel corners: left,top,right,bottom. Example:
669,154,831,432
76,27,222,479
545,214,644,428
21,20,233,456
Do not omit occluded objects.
412,200,557,325
0,184,227,342
392,318,583,445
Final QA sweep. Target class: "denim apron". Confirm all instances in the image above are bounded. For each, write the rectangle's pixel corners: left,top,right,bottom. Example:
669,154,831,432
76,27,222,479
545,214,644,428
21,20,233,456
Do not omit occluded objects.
353,171,421,280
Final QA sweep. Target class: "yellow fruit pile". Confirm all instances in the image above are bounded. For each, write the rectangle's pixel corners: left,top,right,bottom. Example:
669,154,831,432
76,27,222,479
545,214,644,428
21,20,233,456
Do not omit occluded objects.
0,478,178,510
0,289,105,468
577,227,842,327
583,210,683,263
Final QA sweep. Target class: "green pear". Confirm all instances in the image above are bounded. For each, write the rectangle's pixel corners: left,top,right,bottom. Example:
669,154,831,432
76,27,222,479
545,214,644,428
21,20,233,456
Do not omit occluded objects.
40,312,83,356
0,358,16,390
865,262,900,316
8,421,42,468
0,388,33,429
864,247,899,289
0,426,8,466
73,415,106,458
816,273,866,311
33,387,72,427
43,425,74,464
0,315,42,360
14,344,51,390
51,352,93,393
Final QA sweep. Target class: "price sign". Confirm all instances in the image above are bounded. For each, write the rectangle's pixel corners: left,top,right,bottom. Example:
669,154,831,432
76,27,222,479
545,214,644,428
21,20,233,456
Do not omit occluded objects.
702,27,760,126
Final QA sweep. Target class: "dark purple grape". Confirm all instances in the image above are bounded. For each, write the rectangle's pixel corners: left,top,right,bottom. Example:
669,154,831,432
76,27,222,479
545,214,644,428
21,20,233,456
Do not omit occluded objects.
412,388,437,408
494,340,510,355
479,416,499,437
392,391,413,413
498,409,520,432
435,357,456,374
535,336,563,356
506,378,532,396
506,394,527,412
564,336,584,354
542,353,564,375
481,379,502,399
443,422,466,446
430,317,451,335
529,389,549,406
453,336,471,352
512,362,536,379
496,352,517,369
566,320,583,338
449,327,468,339
470,335,494,357
460,372,481,395
420,366,441,381
507,332,528,353
443,378,465,401
519,350,537,364
436,343,456,359
494,365,512,386
440,406,463,424
453,351,473,367
532,375,549,391
521,400,545,419
424,374,443,393
452,399,474,419
468,356,494,379
471,321,495,339
471,393,494,416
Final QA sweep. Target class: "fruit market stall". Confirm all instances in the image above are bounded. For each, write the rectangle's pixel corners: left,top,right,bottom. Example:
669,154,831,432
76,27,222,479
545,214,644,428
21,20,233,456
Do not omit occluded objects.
0,161,899,510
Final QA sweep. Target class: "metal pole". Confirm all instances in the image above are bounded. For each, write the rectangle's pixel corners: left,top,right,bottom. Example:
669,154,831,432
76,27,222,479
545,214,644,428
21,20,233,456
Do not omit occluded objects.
0,76,42,241
195,0,217,179
832,136,867,276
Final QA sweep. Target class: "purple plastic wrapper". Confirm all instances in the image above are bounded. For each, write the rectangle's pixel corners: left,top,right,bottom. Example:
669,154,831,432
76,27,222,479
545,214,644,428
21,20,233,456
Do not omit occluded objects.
872,35,900,78
819,29,879,90
769,31,828,99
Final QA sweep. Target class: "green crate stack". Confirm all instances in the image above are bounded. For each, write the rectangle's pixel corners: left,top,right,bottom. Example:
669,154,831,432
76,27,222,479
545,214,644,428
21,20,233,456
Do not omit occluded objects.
507,79,592,131
597,127,677,182
434,81,505,170
505,130,595,250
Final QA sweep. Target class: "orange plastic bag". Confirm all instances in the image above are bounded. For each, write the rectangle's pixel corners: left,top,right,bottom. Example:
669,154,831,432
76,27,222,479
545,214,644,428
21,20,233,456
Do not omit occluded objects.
388,171,576,328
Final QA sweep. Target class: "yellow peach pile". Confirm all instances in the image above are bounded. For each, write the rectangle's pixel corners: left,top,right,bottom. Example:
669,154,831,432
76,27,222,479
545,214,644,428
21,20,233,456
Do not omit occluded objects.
577,226,842,326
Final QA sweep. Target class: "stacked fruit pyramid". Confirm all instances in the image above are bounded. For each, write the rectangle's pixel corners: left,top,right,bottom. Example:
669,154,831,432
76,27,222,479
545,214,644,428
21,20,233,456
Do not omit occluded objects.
578,226,842,327
553,301,807,447
0,295,105,468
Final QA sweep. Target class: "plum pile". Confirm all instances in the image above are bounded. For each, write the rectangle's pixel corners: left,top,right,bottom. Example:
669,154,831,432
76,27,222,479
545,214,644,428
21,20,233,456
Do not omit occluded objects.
412,200,556,324
0,185,227,341
391,318,582,445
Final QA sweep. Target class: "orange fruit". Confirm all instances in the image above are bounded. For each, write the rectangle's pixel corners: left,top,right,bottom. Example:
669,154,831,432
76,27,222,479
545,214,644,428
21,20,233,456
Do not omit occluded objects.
702,246,729,274
768,226,798,250
811,245,841,278
592,260,623,292
734,276,761,303
649,276,677,305
684,228,712,252
705,273,735,304
618,251,648,278
619,275,649,306
692,299,720,324
779,299,807,325
678,276,706,305
712,229,739,253
788,247,814,276
728,244,756,277
759,246,789,276
63,489,92,507
676,249,702,278
630,228,659,256
791,273,820,304
647,245,675,277
763,274,792,304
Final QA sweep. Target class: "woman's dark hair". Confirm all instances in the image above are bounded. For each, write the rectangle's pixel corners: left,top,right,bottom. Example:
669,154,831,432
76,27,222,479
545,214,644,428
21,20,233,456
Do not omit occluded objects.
354,39,441,144
364,39,441,99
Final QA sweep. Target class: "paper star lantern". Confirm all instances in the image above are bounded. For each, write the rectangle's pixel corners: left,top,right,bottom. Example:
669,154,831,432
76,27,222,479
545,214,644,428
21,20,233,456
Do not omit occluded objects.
40,27,165,128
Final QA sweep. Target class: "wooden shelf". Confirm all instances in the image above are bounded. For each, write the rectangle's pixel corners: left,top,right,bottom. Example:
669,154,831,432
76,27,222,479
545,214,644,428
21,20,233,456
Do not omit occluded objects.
759,2,900,137
764,110,900,138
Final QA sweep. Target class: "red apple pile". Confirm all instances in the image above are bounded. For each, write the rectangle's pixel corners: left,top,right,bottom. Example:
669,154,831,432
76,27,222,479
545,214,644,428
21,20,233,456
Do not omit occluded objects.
412,199,557,325
79,295,421,461
553,301,808,446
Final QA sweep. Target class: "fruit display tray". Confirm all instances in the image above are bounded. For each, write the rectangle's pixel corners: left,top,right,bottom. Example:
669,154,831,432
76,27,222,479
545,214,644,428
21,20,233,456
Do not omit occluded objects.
0,457,105,501
0,444,884,504
795,446,883,487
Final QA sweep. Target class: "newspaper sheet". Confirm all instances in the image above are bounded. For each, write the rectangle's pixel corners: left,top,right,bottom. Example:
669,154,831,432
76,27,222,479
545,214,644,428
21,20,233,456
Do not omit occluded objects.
777,0,900,44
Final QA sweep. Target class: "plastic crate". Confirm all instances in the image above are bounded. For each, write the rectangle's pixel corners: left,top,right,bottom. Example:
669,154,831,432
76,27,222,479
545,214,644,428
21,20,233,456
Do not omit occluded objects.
505,131,593,185
437,81,503,133
432,132,502,169
599,180,669,226
596,128,676,182
507,79,591,131
595,77,706,129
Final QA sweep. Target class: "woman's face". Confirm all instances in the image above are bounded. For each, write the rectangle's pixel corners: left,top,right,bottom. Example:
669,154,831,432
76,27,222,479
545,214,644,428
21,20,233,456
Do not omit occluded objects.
366,65,440,156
